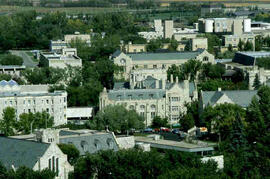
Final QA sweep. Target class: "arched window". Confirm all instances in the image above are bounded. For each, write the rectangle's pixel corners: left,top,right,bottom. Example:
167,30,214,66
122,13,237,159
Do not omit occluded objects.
107,138,114,149
129,105,135,110
140,105,145,110
81,141,88,152
151,104,156,110
94,139,101,150
203,56,209,61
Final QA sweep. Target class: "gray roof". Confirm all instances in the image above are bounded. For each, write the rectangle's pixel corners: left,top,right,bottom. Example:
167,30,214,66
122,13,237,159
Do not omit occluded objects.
110,81,196,100
127,51,201,61
111,50,122,58
0,137,50,169
59,132,119,155
201,90,257,108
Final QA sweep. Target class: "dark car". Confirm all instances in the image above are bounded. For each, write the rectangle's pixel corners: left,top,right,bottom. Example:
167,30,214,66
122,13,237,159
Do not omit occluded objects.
172,128,180,134
144,128,153,133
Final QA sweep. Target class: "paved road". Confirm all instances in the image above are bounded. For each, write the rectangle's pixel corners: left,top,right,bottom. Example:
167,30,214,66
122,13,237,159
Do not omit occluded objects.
10,50,38,68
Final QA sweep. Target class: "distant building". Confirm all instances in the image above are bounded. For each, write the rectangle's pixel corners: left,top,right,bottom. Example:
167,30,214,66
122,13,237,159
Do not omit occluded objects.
40,48,82,69
0,137,73,179
164,20,174,39
34,128,119,155
0,80,67,126
198,18,251,34
223,33,255,49
50,32,91,52
111,49,215,80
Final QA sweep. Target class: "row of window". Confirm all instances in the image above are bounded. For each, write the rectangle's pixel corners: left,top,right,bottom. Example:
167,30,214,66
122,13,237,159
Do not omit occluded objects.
140,112,156,119
3,98,66,106
78,138,114,152
48,156,59,176
129,104,157,110
117,93,157,100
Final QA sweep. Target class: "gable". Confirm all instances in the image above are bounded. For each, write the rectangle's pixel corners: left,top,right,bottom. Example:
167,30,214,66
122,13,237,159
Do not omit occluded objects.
214,94,235,106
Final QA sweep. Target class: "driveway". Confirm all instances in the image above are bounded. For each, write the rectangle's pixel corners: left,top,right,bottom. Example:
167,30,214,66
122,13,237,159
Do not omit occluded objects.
10,50,38,67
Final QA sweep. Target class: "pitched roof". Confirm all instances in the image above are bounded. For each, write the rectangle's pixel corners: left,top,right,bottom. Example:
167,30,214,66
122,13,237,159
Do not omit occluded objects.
201,90,257,108
127,51,202,61
111,50,122,58
0,137,50,169
59,132,119,155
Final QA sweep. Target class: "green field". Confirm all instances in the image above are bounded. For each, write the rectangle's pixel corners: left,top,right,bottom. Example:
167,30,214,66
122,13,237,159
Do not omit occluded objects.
0,5,127,15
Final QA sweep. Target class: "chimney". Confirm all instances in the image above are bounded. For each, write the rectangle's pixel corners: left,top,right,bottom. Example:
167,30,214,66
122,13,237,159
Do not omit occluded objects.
162,79,166,89
170,74,174,83
184,80,189,89
176,76,179,83
218,87,222,91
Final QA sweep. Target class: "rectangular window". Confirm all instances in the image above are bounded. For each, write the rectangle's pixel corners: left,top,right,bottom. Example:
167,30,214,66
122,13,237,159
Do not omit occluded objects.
52,156,55,172
140,112,145,117
56,158,59,176
144,65,148,68
48,159,51,170
151,112,155,118
153,65,157,68
172,106,179,111
28,109,31,113
28,100,31,105
33,100,35,105
46,108,49,113
46,100,49,104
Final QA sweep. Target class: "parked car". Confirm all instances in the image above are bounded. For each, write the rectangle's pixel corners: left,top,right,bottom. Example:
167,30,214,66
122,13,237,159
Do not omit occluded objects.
172,128,180,134
144,128,153,133
154,128,160,132
160,127,170,132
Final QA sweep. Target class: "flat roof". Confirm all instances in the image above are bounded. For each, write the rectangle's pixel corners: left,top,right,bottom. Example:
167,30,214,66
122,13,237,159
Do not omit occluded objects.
135,136,215,152
237,51,270,58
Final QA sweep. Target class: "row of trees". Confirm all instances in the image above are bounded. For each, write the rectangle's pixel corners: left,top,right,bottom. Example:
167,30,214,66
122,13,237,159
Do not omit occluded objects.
0,107,53,136
0,54,23,66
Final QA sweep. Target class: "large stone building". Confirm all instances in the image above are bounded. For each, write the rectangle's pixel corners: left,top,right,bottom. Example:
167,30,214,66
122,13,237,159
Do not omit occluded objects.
99,74,197,126
40,48,82,69
0,80,67,126
0,137,73,179
111,49,215,80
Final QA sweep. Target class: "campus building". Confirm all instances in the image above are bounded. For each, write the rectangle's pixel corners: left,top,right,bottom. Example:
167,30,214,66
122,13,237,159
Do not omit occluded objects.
40,48,82,69
99,74,198,126
111,49,215,80
0,80,67,126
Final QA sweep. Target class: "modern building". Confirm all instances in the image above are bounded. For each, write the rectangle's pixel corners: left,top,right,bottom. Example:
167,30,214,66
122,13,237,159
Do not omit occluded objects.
199,88,257,112
0,137,73,179
220,51,270,89
111,49,215,80
0,65,26,77
99,75,198,126
35,128,119,155
198,18,251,34
40,48,82,69
0,80,67,126
66,107,93,124
164,20,174,39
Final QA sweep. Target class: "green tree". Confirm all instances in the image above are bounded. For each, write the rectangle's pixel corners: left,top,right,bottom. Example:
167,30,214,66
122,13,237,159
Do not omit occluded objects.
238,39,244,51
90,105,144,133
146,39,163,52
58,144,80,165
180,113,195,132
244,41,253,51
0,54,23,65
0,107,16,136
167,38,178,51
151,116,168,128
201,63,225,80
253,73,261,89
